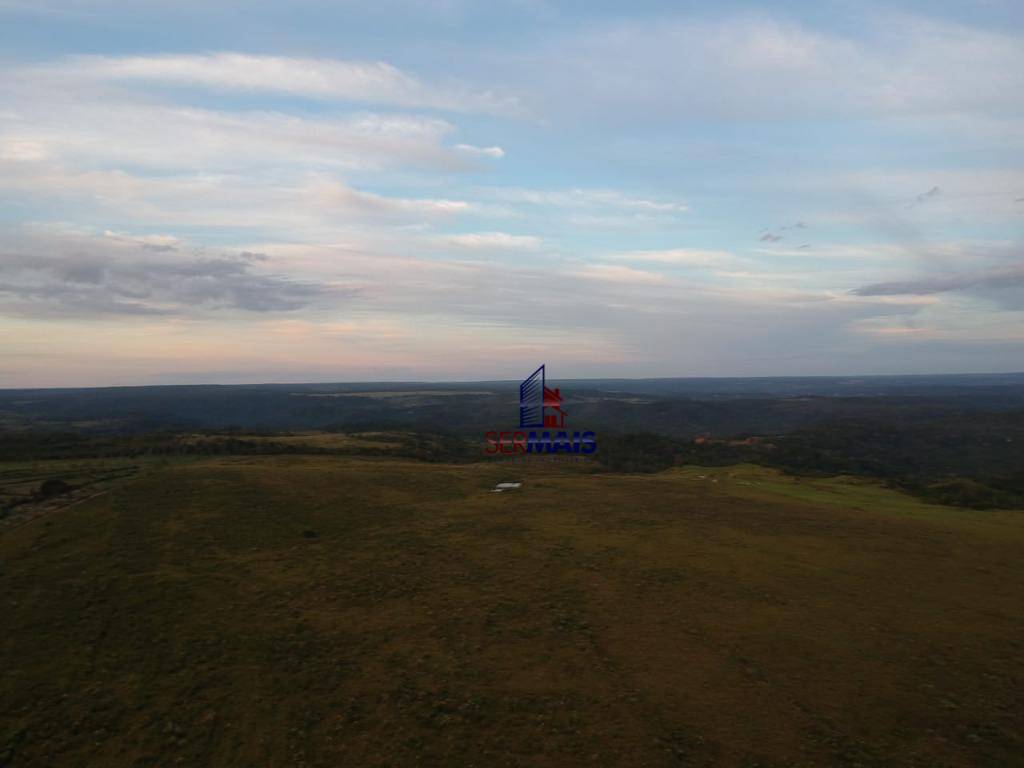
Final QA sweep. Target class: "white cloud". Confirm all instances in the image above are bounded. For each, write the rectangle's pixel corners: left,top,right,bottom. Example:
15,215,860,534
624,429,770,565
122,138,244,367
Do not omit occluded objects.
440,231,542,250
612,248,734,266
309,179,470,219
0,102,471,173
753,243,908,260
102,230,181,252
0,138,49,161
537,13,1024,120
0,161,472,230
41,53,523,116
454,143,505,158
3,11,1024,381
484,186,688,214
0,52,505,238
575,264,665,284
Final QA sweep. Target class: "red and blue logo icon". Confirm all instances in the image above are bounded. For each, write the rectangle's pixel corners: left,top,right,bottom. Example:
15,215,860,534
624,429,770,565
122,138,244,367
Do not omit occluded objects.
485,365,597,455
519,364,567,428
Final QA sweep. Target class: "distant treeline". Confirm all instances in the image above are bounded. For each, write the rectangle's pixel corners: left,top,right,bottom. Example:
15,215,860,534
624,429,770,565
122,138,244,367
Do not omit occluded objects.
3,390,1024,509
594,411,1024,509
2,378,1023,438
0,429,479,464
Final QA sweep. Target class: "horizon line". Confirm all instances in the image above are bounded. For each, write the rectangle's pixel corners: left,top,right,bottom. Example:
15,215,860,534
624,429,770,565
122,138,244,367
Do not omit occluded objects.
4,369,1024,393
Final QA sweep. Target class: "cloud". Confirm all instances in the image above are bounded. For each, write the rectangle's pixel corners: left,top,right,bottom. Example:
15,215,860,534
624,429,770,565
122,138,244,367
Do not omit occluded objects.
454,143,505,158
484,186,687,214
0,163,473,234
42,53,523,116
538,14,1024,121
102,230,181,252
575,264,664,284
851,260,1024,313
310,180,470,219
3,12,1024,382
440,232,542,250
908,185,941,207
758,222,806,243
4,229,1008,384
853,265,1024,297
0,53,500,239
0,102,473,173
0,139,49,161
612,248,734,266
0,230,348,318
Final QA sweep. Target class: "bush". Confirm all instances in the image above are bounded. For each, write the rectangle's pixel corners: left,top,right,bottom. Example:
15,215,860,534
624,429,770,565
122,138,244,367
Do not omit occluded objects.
37,478,73,498
917,479,1014,510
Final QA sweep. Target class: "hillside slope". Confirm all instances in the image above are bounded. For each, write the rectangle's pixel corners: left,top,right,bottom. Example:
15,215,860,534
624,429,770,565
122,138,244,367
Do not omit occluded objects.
2,457,1022,767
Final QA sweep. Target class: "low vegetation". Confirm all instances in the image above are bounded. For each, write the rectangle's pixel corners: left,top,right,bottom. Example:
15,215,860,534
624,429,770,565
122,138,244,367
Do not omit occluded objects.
2,453,1021,766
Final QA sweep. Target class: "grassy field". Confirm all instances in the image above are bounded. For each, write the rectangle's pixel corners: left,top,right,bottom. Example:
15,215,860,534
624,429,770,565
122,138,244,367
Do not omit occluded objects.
176,431,406,451
0,458,142,531
1,456,1022,767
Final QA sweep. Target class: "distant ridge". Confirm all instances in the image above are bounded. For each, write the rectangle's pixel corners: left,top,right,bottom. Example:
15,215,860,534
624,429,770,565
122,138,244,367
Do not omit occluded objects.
3,371,1024,395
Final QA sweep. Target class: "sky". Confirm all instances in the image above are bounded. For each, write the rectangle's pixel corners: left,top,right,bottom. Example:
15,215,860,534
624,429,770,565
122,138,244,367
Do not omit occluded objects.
1,0,1023,387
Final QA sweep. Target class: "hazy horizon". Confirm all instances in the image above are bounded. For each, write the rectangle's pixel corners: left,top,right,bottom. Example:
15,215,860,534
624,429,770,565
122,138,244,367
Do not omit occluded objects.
5,368,1024,392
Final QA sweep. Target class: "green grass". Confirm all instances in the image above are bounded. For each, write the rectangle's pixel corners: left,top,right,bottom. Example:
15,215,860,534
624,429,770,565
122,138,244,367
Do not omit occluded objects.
177,431,405,451
675,463,1015,520
0,458,145,528
1,456,1022,767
